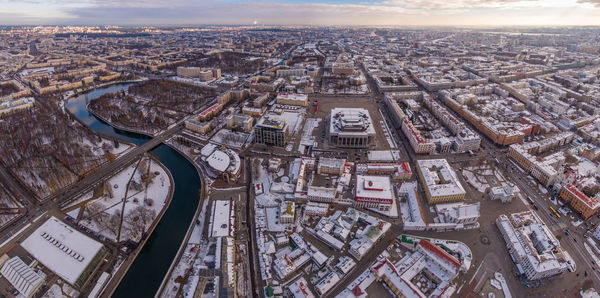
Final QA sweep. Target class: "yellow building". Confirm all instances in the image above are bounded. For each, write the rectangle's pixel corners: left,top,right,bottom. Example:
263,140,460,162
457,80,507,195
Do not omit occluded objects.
416,159,466,205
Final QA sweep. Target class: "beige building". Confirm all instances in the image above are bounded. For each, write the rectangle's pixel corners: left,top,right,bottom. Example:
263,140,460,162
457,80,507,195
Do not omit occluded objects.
226,113,254,132
416,159,466,204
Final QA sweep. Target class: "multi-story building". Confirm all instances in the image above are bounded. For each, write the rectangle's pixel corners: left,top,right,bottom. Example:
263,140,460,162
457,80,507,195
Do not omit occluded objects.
0,97,35,116
370,240,460,298
328,108,376,148
176,66,202,78
355,162,412,180
508,144,534,172
353,175,395,211
317,158,346,176
225,113,254,132
286,276,315,298
530,162,558,188
304,202,329,216
558,184,600,219
496,211,572,281
184,119,211,134
253,115,289,147
276,93,308,107
401,118,435,154
416,159,466,204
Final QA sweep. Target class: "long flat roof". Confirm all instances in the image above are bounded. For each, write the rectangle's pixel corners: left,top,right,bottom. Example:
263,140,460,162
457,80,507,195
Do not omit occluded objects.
21,217,104,286
355,175,393,201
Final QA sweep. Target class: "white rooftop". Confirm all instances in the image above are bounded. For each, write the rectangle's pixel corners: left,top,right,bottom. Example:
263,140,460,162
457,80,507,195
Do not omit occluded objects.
355,175,394,201
417,159,466,198
207,150,231,173
210,200,232,238
20,216,104,286
330,108,376,136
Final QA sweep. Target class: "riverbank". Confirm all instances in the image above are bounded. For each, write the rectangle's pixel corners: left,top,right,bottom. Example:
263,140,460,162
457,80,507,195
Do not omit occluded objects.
100,152,175,298
65,83,203,298
155,141,210,297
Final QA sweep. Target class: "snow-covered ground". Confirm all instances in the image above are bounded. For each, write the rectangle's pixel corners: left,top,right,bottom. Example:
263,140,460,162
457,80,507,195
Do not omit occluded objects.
253,158,283,207
462,165,509,194
73,156,171,242
367,150,401,161
298,118,321,154
265,206,285,232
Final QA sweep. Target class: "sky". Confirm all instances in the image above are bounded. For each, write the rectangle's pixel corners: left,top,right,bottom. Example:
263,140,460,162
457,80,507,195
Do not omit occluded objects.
2,0,600,26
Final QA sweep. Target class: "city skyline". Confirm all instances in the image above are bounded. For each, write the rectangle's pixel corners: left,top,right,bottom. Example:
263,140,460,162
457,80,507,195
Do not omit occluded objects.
3,0,600,26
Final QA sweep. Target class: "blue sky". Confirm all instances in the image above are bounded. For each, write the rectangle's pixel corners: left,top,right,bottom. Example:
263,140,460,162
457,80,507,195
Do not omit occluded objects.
1,0,600,25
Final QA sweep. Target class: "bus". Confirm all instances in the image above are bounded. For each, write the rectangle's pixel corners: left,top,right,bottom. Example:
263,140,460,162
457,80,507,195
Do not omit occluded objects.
549,206,561,219
527,196,534,204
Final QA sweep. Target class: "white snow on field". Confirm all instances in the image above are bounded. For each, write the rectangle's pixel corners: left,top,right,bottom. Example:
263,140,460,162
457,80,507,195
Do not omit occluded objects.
253,158,281,207
63,192,94,210
66,209,79,219
367,150,401,161
188,195,210,245
21,217,104,286
462,170,486,193
76,156,171,242
81,137,133,158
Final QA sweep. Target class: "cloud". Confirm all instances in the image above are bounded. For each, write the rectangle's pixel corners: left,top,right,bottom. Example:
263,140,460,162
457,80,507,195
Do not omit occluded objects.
1,0,599,25
62,1,416,25
577,0,600,6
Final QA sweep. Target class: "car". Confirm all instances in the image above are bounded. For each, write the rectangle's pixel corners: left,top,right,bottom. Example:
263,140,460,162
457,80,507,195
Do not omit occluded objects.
573,238,577,243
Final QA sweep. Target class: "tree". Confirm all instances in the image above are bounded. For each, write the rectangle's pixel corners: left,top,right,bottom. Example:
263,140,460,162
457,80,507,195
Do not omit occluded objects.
106,211,122,237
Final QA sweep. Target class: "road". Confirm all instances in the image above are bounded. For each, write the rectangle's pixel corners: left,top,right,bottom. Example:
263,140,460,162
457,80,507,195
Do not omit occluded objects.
357,60,600,293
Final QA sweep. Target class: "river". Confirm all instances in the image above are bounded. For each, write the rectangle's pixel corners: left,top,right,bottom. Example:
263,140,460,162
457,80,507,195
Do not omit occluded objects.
66,83,201,297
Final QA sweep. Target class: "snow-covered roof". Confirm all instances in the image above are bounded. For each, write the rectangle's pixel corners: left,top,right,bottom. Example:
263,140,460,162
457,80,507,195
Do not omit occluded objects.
20,217,104,286
0,256,44,298
207,150,231,173
200,143,217,157
287,276,315,298
330,108,376,136
417,159,466,198
210,200,232,238
354,175,394,203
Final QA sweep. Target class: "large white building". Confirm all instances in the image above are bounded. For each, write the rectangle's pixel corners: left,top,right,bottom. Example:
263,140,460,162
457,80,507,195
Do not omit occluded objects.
20,217,106,289
496,211,573,281
329,108,376,148
354,175,395,211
